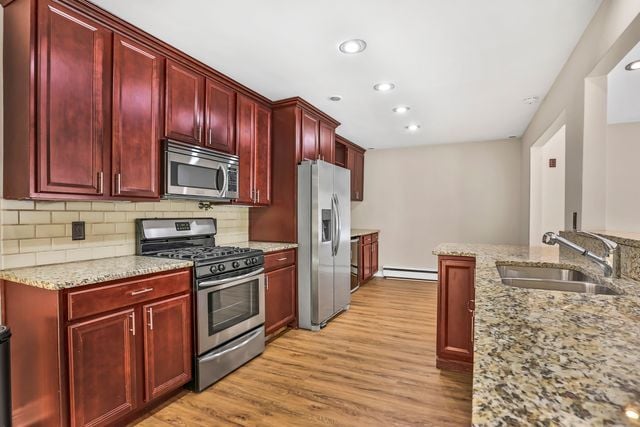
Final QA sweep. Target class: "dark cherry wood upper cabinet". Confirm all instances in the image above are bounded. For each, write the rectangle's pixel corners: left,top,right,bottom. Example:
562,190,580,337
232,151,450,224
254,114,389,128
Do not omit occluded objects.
165,60,204,145
68,309,136,427
204,79,236,153
318,121,336,163
142,294,191,402
300,111,320,162
112,35,162,199
236,94,255,204
253,104,272,206
37,0,111,196
265,264,297,336
436,256,476,373
353,150,364,201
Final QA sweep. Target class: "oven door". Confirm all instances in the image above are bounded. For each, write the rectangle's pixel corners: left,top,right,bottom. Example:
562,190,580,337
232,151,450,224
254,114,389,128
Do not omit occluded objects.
196,269,265,355
166,149,229,200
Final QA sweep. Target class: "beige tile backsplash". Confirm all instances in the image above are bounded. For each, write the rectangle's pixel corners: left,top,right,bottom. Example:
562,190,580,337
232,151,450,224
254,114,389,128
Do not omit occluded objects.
0,199,249,269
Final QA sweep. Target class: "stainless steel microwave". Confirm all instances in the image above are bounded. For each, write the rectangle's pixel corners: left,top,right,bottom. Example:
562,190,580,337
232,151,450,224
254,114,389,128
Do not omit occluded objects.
163,140,239,201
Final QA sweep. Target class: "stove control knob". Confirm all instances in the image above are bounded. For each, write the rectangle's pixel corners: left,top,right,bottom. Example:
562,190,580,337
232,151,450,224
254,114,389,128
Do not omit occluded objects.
244,259,250,266
232,261,240,268
251,257,258,265
209,265,217,273
218,264,226,272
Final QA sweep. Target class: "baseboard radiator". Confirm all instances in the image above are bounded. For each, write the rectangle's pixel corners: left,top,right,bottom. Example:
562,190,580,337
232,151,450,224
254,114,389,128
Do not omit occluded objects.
381,266,438,281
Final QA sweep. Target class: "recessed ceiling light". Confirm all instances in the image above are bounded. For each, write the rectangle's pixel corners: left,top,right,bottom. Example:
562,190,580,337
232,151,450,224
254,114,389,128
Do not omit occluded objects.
405,124,420,132
374,82,395,92
625,60,640,71
392,106,410,114
339,39,367,54
523,96,539,105
329,95,343,102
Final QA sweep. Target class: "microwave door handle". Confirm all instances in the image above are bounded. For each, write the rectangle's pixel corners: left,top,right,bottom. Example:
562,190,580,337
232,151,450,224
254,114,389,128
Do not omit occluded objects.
198,268,265,289
218,165,228,195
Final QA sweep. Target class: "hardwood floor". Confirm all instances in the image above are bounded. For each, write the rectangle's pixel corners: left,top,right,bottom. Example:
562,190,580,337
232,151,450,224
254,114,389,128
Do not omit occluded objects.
131,278,472,426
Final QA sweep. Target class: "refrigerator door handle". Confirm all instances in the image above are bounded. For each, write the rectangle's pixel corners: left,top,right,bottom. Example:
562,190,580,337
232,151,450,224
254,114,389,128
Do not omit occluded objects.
331,194,338,256
334,193,342,256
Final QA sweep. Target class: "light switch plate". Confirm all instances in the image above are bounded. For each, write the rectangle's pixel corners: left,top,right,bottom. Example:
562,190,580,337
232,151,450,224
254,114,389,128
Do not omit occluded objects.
71,221,85,241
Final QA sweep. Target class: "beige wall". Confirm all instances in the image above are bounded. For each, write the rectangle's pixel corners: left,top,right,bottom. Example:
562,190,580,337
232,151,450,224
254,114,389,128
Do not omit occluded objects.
520,1,640,244
351,139,522,269
606,122,640,232
0,10,250,270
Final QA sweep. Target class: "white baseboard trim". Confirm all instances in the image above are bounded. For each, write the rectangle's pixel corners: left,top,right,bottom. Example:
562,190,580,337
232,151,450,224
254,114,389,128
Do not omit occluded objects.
381,266,438,281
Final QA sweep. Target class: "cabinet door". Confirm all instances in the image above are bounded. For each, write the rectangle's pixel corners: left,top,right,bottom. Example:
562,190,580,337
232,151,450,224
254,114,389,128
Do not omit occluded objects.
204,79,236,153
265,264,296,335
361,242,372,281
253,104,272,206
353,151,364,201
165,60,204,145
300,111,320,161
236,94,255,204
142,294,192,402
37,1,111,195
68,309,136,427
347,150,357,200
371,240,379,275
112,35,162,199
437,256,475,369
318,121,335,163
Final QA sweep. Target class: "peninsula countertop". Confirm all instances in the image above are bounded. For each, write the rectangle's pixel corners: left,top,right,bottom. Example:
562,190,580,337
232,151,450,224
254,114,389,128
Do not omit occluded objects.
433,243,640,426
0,256,193,290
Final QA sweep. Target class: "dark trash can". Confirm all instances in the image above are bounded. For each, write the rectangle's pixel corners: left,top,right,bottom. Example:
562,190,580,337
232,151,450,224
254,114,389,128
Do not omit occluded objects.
0,326,11,427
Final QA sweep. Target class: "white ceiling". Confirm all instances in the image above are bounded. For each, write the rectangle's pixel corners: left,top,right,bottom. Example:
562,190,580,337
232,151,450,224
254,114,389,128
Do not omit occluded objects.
608,41,640,124
91,0,602,149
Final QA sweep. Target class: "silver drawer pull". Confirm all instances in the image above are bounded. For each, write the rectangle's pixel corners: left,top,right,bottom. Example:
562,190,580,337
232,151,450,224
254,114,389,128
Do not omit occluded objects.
130,287,154,296
276,257,288,261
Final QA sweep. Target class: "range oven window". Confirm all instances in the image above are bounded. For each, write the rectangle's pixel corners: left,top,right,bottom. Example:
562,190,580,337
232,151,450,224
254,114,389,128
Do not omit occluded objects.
207,278,259,336
170,161,224,191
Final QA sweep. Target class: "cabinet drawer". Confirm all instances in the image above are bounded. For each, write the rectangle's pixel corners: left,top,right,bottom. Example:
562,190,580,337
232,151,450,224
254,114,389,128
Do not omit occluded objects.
362,234,372,244
67,269,191,321
264,249,296,271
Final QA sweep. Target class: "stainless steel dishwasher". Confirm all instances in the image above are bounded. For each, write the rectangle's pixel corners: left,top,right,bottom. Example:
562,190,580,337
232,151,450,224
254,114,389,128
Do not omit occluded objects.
350,237,360,292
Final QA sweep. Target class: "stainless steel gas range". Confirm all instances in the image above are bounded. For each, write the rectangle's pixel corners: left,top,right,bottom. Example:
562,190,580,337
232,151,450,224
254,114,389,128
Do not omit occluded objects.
136,218,265,392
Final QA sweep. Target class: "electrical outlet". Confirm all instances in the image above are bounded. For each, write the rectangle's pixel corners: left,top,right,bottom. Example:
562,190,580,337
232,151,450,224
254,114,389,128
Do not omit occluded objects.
72,221,85,241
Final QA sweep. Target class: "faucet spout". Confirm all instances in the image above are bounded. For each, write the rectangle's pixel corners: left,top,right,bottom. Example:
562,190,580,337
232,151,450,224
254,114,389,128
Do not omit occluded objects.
541,231,619,278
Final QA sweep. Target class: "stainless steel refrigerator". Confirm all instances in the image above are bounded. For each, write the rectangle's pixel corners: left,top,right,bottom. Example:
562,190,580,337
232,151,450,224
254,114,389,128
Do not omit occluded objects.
297,160,351,331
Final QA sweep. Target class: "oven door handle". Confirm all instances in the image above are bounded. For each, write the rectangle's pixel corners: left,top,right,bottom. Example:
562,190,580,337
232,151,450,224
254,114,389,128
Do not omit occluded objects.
198,268,265,289
199,327,263,363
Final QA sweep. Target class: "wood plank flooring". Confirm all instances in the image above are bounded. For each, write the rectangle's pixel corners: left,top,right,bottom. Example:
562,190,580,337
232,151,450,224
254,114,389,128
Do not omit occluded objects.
131,278,472,426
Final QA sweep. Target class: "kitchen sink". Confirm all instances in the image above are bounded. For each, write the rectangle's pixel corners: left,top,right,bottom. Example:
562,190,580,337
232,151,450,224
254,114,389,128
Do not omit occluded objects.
496,265,619,295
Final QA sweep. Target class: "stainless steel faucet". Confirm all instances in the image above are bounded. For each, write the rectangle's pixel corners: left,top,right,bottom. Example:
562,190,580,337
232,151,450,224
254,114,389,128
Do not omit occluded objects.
542,231,619,278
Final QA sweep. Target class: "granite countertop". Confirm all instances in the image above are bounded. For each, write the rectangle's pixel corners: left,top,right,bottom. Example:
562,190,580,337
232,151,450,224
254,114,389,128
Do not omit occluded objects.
240,241,298,253
351,229,379,238
433,243,640,426
0,256,193,291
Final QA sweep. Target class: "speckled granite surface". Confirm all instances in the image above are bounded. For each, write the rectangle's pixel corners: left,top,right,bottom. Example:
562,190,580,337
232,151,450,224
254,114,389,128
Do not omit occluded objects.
433,243,640,426
0,256,193,290
239,241,298,253
351,229,379,238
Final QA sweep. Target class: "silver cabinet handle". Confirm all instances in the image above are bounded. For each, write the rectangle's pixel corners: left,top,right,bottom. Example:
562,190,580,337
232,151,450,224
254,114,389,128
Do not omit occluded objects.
276,257,287,261
266,276,269,291
148,307,154,330
130,312,136,336
257,189,260,203
130,287,154,296
208,128,213,145
97,171,104,194
198,125,202,142
115,173,121,195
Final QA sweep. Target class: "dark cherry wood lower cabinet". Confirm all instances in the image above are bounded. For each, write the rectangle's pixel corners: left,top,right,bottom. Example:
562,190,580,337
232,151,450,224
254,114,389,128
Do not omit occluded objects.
69,310,137,427
3,268,192,427
436,256,476,373
264,249,297,336
358,232,379,284
142,294,192,402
